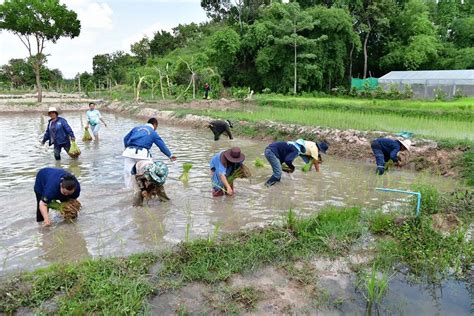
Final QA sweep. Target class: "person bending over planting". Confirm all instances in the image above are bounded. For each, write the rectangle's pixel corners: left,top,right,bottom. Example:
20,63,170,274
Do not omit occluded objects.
132,160,170,206
210,147,246,197
41,107,76,160
370,137,411,175
122,118,177,189
264,139,329,187
34,167,81,227
85,102,107,140
208,119,233,141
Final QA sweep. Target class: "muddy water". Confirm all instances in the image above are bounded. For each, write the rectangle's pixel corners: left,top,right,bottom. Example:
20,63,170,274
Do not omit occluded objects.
0,112,460,272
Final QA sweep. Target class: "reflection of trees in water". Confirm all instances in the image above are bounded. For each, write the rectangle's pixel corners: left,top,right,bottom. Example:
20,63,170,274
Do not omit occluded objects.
40,222,90,264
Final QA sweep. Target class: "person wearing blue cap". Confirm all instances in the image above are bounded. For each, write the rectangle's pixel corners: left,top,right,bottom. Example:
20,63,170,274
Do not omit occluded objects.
264,139,329,187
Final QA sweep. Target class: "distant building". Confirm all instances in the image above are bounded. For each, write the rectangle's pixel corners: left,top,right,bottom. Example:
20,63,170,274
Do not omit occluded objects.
379,70,474,99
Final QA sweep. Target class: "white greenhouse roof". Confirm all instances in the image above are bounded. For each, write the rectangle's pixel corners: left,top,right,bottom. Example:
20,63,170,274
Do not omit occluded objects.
379,70,474,85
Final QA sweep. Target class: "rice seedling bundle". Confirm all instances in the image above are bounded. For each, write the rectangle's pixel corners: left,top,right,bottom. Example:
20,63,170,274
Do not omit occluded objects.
302,159,313,172
82,127,93,142
281,163,293,173
68,141,81,158
254,157,265,167
179,163,193,183
48,199,82,221
228,164,251,185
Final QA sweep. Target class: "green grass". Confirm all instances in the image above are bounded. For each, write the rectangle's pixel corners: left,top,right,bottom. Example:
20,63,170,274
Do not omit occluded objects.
255,95,474,122
175,107,473,142
159,207,363,283
0,253,158,314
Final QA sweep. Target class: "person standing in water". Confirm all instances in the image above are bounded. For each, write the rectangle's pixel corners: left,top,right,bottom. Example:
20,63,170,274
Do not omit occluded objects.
41,107,76,160
208,119,233,141
370,137,411,175
85,102,107,140
122,118,176,189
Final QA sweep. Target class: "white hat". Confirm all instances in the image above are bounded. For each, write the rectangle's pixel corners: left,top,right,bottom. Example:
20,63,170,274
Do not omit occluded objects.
47,107,58,114
398,138,411,151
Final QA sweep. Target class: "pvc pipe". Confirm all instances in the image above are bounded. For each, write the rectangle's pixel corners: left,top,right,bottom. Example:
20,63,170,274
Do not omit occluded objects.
375,188,422,217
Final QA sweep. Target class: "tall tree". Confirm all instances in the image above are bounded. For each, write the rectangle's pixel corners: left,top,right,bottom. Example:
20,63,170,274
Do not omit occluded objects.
149,30,178,57
0,0,81,102
130,37,151,65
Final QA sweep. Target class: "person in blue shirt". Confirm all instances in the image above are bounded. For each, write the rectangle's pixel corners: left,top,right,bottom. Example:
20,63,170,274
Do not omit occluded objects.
34,168,81,227
41,107,76,160
371,137,411,175
122,118,177,189
210,147,245,196
85,102,107,140
264,140,329,187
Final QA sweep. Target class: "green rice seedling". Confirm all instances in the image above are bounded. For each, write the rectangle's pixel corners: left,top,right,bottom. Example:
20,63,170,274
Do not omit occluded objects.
361,265,389,306
302,159,313,172
179,163,193,183
48,200,82,221
82,127,93,142
254,157,265,167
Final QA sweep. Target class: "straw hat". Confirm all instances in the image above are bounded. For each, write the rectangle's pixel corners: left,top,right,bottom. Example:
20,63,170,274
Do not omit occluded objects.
47,107,58,114
223,147,245,163
398,138,412,151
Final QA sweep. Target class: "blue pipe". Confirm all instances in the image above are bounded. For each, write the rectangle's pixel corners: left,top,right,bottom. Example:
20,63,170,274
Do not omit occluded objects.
375,188,422,217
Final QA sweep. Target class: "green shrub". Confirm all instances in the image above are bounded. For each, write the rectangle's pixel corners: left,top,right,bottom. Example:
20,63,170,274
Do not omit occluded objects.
368,211,395,235
411,184,440,215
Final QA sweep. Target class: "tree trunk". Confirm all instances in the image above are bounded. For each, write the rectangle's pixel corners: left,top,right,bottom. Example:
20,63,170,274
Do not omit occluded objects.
158,70,165,100
192,72,196,99
363,28,370,79
34,62,43,103
294,41,297,95
349,41,354,85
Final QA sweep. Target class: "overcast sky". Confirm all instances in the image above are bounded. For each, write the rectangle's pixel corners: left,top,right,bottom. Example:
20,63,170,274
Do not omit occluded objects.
0,0,208,78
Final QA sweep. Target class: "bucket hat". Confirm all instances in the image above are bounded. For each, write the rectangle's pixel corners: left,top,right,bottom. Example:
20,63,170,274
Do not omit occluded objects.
316,141,329,154
47,107,58,115
398,138,411,152
144,161,169,185
223,147,245,163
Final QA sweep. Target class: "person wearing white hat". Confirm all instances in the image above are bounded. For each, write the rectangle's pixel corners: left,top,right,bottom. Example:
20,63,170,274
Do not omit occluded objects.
370,137,411,175
41,107,76,160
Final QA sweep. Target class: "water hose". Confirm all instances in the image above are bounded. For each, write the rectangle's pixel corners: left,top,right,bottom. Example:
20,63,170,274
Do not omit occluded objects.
375,188,421,217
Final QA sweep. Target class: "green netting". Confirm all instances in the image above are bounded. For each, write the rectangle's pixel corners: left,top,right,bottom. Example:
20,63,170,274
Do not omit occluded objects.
351,77,379,91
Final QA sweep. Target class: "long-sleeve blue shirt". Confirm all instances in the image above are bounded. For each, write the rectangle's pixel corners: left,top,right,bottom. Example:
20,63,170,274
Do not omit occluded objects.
42,117,75,146
34,168,81,203
267,141,300,170
374,138,402,163
123,124,172,158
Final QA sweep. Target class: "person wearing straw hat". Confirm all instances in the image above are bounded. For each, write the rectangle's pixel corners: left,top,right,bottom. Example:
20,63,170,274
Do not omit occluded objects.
210,147,246,196
122,118,176,189
295,139,329,172
41,107,76,160
370,137,411,175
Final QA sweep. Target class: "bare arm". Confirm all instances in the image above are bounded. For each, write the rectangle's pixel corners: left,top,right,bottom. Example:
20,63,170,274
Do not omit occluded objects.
313,159,320,172
39,201,51,226
219,173,233,195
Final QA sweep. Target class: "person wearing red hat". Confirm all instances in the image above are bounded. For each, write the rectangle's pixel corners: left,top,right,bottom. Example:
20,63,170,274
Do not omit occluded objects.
210,147,246,196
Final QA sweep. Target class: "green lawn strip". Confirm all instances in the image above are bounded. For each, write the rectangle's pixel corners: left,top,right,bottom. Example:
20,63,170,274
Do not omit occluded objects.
159,207,363,284
171,107,473,142
0,253,157,314
255,95,474,122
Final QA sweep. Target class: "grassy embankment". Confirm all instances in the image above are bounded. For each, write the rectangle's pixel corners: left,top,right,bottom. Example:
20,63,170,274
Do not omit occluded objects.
168,95,474,185
1,185,472,314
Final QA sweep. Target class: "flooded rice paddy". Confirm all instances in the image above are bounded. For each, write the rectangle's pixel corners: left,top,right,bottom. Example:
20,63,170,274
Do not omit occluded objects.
0,112,470,314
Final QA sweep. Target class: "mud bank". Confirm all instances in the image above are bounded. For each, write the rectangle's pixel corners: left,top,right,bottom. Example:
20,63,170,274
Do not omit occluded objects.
103,100,468,179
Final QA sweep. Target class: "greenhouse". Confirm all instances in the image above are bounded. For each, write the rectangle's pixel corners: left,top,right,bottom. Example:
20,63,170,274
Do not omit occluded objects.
378,70,474,99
